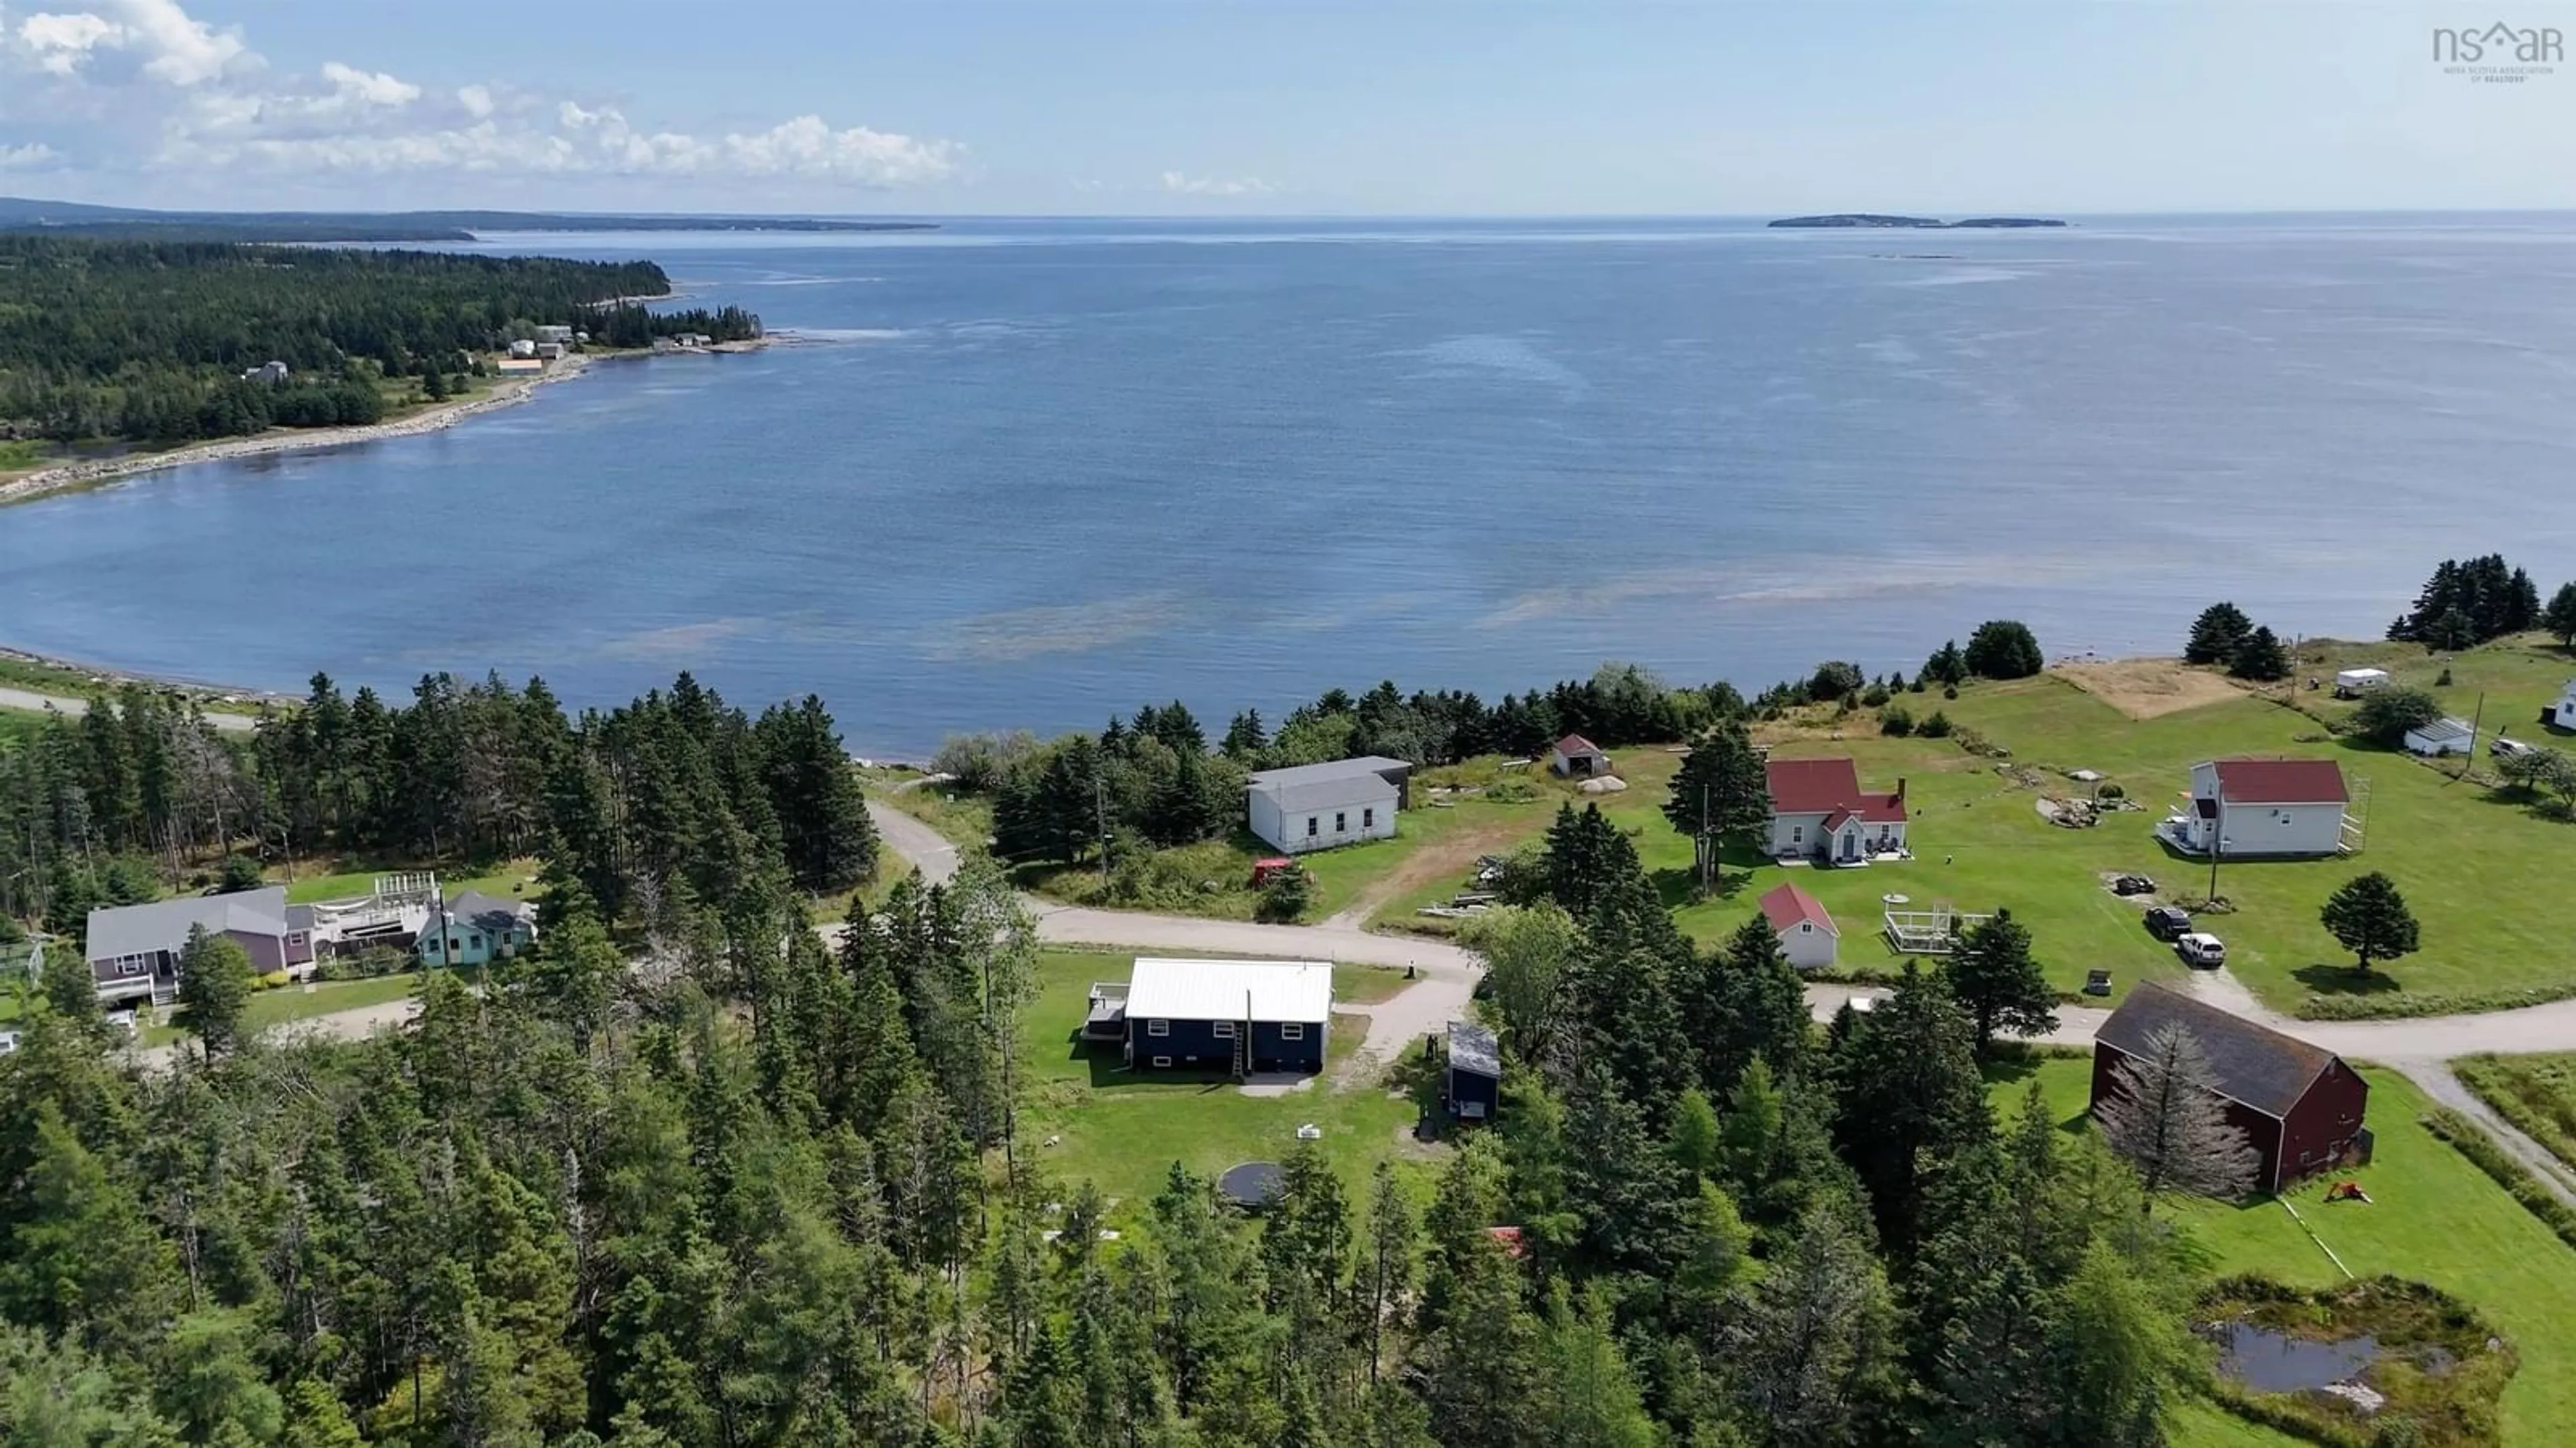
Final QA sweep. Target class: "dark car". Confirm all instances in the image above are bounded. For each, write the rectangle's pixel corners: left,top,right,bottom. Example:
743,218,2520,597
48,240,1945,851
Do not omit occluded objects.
2143,905,2192,941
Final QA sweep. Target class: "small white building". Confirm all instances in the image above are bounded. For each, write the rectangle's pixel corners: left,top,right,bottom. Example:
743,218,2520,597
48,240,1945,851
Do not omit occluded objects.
240,360,289,385
2404,717,2477,758
508,338,538,359
2333,668,2390,698
1549,733,1610,778
1245,756,1409,854
2544,680,2576,731
1758,882,1839,969
2161,758,2351,858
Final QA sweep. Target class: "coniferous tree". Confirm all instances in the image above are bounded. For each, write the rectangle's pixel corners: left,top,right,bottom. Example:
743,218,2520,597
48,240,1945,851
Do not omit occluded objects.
2226,624,2292,682
2544,580,2576,648
175,924,254,1058
1939,909,2057,1055
1963,620,2044,680
1827,964,1992,1253
2182,602,2255,665
1664,720,1770,884
2092,1023,2261,1206
2319,870,2421,973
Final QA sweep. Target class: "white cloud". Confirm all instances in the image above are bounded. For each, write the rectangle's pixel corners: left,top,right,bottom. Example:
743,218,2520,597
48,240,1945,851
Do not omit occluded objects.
0,140,62,168
0,0,961,191
320,60,419,109
1160,169,1277,197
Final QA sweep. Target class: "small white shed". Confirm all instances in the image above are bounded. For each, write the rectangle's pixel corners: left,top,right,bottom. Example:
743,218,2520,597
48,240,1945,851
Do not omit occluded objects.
1758,882,1839,970
2404,717,2477,758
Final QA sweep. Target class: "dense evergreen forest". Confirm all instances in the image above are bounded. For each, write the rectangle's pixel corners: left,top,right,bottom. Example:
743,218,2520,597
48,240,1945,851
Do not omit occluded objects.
0,238,759,446
0,672,875,943
0,675,2209,1446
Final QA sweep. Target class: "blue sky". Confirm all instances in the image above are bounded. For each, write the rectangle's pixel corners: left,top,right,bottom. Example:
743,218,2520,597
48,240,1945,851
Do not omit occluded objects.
3,1,2572,214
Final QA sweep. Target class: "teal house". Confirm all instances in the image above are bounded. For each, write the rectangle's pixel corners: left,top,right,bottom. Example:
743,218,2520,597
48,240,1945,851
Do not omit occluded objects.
416,891,538,968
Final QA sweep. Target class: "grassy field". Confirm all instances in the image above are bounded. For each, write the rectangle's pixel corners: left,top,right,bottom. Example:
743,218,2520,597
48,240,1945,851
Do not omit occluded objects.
1990,1058,2576,1444
144,970,428,1045
2454,1053,2576,1173
1341,639,2576,1017
280,858,541,905
1016,950,1431,1213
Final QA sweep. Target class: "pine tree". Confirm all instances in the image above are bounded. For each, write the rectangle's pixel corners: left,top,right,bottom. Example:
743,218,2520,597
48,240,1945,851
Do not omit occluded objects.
2543,581,2576,648
1827,964,1992,1253
2226,625,2292,682
2183,602,2254,666
1222,709,1268,758
1662,721,1770,885
176,923,255,1057
2319,871,2420,973
1964,620,2044,680
1360,1158,1418,1386
2092,1023,2261,1205
1939,909,2057,1055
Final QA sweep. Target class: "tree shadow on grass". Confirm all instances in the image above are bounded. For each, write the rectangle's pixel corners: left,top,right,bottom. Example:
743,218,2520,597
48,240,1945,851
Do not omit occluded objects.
1654,864,1758,913
2290,962,2406,999
1061,1029,1236,1091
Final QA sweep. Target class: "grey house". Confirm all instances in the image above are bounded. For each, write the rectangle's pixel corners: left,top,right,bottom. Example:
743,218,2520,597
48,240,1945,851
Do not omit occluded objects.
85,888,310,1006
1124,957,1333,1075
1245,756,1411,854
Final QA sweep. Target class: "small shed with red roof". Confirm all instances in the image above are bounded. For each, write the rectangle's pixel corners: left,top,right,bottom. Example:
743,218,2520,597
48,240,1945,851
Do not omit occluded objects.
1549,733,1610,778
1758,881,1840,969
1764,756,1910,864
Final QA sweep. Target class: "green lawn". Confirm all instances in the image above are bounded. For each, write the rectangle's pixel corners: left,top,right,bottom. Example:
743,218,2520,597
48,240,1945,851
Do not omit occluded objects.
2453,1053,2576,1173
1017,950,1429,1214
1632,639,2576,1015
147,970,429,1045
280,858,540,905
1989,1058,2576,1444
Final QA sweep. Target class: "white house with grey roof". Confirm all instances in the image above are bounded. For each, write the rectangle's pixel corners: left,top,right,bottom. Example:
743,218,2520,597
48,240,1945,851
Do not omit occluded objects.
84,887,310,1006
1244,756,1410,854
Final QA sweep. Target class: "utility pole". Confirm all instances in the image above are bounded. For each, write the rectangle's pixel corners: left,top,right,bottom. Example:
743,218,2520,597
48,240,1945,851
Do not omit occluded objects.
2207,828,2224,906
1095,775,1110,881
2463,692,2486,782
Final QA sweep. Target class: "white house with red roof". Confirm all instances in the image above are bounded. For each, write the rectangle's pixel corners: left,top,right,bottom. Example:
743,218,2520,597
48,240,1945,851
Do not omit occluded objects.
1764,756,1910,864
2162,757,2352,858
1758,881,1840,969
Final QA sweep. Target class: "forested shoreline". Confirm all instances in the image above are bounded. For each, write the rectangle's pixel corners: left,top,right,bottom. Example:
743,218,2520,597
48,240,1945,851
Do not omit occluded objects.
0,238,758,446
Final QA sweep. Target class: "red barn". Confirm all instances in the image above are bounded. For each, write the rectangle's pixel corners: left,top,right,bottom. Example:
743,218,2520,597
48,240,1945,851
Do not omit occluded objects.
2090,982,2370,1194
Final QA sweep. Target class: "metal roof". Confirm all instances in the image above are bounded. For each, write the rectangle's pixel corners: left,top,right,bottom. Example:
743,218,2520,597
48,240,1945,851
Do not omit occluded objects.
2208,758,2348,805
85,887,287,962
2094,982,2341,1120
2408,717,2475,743
1125,958,1333,1024
1245,756,1410,813
444,890,534,929
1448,1019,1501,1078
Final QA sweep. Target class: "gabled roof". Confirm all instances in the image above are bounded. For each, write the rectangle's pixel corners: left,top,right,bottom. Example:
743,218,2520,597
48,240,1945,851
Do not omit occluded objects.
2408,717,2475,743
2094,982,2344,1119
1766,756,1907,822
1758,882,1837,936
1448,1019,1501,1078
2209,758,2348,805
444,890,535,931
1553,733,1605,757
1126,958,1333,1024
1246,756,1410,813
86,887,288,962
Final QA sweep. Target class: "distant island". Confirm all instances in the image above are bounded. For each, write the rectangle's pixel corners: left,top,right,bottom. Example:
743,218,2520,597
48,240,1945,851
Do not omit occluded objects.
0,195,937,244
1769,214,2068,229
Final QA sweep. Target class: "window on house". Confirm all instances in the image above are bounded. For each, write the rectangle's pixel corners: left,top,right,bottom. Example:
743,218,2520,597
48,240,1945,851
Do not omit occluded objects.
1792,826,1804,843
1146,1019,1169,1037
1307,817,1318,837
1214,1021,1236,1038
448,937,462,951
1281,1023,1305,1040
1363,807,1375,828
1152,1056,1173,1068
1335,812,1346,833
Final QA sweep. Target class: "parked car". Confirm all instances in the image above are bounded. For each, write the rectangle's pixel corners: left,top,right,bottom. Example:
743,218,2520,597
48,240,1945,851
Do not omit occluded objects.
105,1009,138,1039
2110,874,2157,896
2143,905,2192,941
2492,736,2536,759
2174,932,2227,968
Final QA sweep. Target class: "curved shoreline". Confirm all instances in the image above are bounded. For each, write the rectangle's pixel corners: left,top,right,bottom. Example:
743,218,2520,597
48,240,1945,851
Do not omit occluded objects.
0,354,599,510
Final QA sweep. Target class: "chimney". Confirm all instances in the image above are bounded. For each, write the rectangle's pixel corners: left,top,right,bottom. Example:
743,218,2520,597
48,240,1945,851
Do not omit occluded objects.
1896,777,1908,805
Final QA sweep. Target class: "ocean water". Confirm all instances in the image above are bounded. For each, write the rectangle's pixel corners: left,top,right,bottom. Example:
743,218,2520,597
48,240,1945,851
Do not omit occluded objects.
5,214,2576,757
